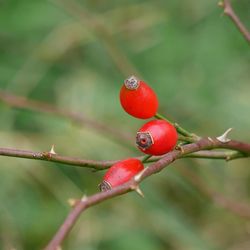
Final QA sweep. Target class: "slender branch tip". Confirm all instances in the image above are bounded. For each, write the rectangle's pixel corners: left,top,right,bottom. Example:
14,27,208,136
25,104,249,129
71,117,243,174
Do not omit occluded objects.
218,0,250,43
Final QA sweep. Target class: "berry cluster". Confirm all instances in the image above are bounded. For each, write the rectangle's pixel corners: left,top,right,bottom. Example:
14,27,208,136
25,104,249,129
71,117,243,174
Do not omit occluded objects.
99,76,178,191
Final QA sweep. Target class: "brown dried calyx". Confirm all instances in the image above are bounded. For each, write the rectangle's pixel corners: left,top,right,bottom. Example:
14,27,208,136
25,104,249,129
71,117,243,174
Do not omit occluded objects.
99,180,112,192
124,75,140,90
136,132,154,150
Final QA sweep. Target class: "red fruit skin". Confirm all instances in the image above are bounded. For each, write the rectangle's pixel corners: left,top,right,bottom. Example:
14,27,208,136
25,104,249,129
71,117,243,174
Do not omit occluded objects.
99,159,144,191
137,120,178,156
120,81,158,119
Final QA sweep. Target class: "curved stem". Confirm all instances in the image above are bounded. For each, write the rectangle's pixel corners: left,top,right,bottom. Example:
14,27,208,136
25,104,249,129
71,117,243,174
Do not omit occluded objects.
44,137,250,250
141,154,152,163
178,135,197,143
154,113,199,140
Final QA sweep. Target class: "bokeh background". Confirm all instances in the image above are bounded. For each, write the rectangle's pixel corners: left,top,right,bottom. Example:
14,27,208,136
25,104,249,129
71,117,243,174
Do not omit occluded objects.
0,0,250,249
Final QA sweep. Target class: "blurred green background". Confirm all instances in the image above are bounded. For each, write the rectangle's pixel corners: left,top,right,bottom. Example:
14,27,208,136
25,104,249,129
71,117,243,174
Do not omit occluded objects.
0,0,250,249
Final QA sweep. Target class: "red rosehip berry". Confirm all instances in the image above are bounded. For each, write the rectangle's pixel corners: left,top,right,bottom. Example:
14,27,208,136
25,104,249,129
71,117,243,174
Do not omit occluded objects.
120,75,158,119
136,119,178,156
99,158,144,191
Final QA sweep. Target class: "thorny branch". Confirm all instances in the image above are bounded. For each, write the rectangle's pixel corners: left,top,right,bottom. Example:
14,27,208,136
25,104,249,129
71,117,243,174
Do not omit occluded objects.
44,137,250,250
219,0,250,43
0,91,249,249
0,147,116,170
0,146,248,171
0,1,248,249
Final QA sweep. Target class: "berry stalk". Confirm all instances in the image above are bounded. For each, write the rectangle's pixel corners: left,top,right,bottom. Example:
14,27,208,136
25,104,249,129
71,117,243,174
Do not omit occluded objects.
142,154,153,163
154,113,199,141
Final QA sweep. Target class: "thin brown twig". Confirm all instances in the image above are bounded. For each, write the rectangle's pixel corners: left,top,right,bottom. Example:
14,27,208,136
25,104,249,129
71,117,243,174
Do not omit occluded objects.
147,150,246,163
0,147,248,171
0,91,133,148
44,137,250,250
72,152,250,219
0,147,116,170
182,149,245,161
219,0,250,43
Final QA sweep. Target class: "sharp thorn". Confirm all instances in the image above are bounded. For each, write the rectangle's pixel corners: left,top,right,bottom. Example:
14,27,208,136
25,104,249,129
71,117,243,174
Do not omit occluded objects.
208,137,214,142
131,185,144,198
68,198,78,207
175,144,185,153
216,128,233,143
81,195,88,202
49,144,56,154
134,168,147,182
